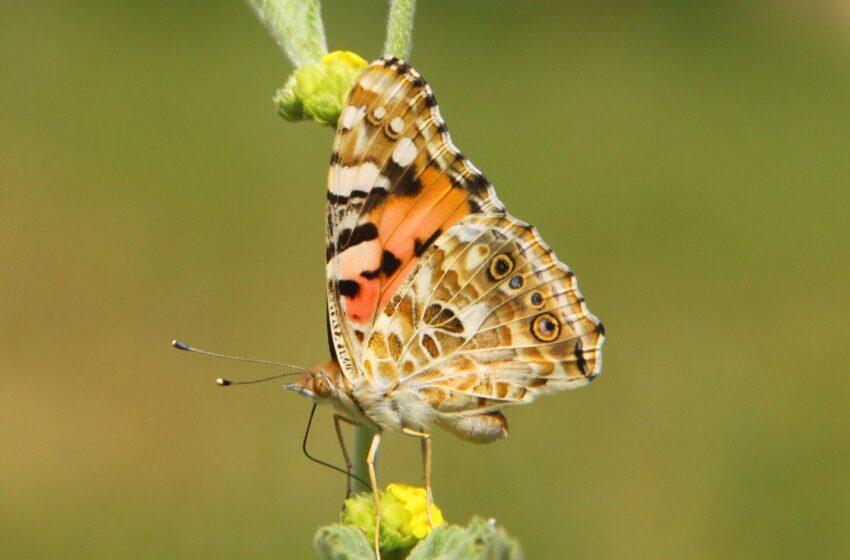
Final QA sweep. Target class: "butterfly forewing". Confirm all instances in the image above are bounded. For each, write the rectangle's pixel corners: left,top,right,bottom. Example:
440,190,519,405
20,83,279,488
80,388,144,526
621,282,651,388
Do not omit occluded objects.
326,58,504,382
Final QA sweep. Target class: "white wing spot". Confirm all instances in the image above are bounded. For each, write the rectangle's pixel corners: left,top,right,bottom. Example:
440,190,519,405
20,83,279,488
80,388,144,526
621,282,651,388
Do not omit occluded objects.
373,106,386,120
392,137,417,167
465,243,490,270
358,70,384,93
390,117,405,134
333,162,389,196
341,105,363,130
454,222,488,243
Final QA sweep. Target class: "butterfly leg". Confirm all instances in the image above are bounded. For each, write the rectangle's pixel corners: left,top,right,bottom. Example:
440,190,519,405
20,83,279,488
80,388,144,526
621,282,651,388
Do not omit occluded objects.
402,427,435,529
333,414,358,499
367,431,383,559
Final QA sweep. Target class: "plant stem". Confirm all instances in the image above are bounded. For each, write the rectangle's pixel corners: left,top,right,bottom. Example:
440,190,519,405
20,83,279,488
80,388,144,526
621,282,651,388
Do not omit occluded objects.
351,426,375,495
384,0,417,60
245,0,328,67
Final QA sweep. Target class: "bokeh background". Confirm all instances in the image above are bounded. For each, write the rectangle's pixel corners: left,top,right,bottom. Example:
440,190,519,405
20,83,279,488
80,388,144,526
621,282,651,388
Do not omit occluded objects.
2,1,849,558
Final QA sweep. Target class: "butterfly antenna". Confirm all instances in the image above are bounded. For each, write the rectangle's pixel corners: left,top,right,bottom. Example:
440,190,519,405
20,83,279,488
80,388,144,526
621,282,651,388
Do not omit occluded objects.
215,371,305,387
172,340,305,369
303,403,371,491
172,340,308,386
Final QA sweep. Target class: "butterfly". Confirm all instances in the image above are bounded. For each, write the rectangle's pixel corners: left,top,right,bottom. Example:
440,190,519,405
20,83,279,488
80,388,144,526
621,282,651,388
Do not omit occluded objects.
287,56,605,556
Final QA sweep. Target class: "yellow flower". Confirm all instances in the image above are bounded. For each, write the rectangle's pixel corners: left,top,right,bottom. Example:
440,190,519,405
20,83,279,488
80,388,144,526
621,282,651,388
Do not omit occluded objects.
386,483,444,539
341,483,445,552
322,50,367,69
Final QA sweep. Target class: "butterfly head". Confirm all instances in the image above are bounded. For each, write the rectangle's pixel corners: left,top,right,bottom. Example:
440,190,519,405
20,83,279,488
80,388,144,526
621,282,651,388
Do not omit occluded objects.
284,360,343,402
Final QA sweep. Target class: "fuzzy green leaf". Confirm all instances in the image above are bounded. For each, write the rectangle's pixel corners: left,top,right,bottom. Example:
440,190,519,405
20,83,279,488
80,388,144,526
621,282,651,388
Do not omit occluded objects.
314,525,375,560
407,517,523,560
405,524,471,559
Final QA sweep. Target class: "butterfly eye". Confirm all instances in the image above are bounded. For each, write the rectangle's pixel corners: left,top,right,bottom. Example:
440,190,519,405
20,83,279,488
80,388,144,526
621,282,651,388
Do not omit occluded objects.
531,313,561,342
313,374,332,398
488,254,514,281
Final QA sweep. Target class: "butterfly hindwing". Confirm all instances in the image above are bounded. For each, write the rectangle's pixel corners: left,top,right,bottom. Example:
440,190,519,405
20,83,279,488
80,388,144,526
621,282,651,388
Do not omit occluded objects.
361,213,605,413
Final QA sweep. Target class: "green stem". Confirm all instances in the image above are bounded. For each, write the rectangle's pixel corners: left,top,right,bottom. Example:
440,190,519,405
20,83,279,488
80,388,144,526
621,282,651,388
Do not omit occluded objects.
245,0,328,67
351,426,375,495
384,0,417,60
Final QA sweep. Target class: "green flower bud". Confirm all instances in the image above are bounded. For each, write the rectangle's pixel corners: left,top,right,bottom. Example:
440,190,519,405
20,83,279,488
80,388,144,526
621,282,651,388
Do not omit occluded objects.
274,50,368,127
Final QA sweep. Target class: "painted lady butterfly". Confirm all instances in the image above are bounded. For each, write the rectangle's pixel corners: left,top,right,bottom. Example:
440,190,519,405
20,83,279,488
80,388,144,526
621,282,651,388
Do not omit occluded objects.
288,57,605,555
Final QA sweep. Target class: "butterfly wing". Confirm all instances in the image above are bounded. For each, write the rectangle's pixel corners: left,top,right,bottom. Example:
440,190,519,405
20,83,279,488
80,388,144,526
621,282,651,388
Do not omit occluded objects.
362,212,605,414
326,57,504,381
328,57,604,412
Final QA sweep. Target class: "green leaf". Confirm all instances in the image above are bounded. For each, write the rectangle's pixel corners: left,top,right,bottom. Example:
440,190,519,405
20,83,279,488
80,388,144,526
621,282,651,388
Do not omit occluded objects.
314,525,375,560
407,517,523,560
406,524,470,559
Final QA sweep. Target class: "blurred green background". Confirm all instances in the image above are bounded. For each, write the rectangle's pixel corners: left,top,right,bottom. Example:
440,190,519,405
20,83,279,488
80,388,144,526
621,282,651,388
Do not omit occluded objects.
2,1,849,558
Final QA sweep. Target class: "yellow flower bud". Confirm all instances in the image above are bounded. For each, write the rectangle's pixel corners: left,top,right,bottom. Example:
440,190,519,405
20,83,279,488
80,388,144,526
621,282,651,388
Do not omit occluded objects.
387,483,444,539
340,483,445,553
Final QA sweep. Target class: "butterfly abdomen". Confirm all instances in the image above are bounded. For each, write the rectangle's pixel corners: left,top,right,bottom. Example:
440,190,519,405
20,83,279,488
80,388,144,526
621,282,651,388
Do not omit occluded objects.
438,411,509,444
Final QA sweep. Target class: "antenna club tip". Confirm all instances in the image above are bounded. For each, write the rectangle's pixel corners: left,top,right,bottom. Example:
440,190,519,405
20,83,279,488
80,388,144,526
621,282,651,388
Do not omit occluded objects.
216,378,231,386
173,340,190,350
